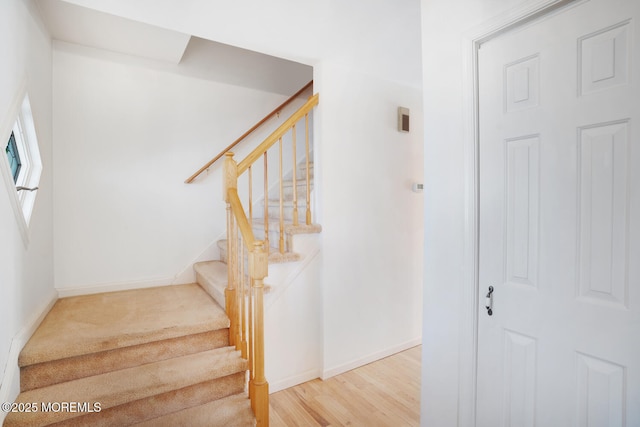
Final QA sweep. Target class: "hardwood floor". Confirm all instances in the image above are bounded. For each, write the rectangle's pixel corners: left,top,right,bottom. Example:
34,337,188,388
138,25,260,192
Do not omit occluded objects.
270,346,421,426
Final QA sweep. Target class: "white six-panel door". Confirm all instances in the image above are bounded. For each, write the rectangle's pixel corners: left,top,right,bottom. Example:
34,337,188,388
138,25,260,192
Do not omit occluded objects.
477,0,639,425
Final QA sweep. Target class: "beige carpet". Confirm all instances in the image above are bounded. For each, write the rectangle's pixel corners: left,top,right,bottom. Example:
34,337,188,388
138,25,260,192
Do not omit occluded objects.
4,284,255,427
20,284,230,366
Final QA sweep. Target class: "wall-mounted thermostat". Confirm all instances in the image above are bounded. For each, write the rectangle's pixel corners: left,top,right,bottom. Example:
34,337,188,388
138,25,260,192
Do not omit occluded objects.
412,183,423,193
398,107,410,133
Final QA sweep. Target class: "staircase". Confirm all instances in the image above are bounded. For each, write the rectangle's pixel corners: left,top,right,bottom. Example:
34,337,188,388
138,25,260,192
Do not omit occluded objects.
3,284,255,426
195,160,321,309
3,84,320,427
3,158,319,427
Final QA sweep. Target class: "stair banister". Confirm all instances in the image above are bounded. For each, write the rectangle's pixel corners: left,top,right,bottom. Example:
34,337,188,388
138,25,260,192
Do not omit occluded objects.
236,94,319,175
292,123,299,225
224,152,270,426
305,112,312,225
278,137,284,253
223,153,238,348
185,80,313,184
222,92,319,427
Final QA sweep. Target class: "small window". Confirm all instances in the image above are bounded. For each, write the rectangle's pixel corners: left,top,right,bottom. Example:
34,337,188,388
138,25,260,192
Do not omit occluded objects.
1,90,42,241
5,131,22,183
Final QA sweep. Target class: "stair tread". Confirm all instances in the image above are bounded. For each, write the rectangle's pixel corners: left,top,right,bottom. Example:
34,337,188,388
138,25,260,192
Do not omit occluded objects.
132,393,255,427
265,197,310,205
283,177,312,183
193,260,271,297
217,239,302,263
6,347,246,426
250,219,322,235
19,284,229,367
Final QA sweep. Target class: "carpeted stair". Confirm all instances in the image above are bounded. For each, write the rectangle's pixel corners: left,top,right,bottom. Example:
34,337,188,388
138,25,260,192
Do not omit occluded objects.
195,161,320,309
3,284,255,427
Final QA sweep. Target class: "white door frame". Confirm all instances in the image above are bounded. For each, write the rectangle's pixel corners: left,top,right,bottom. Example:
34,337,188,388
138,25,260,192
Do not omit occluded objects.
459,1,582,425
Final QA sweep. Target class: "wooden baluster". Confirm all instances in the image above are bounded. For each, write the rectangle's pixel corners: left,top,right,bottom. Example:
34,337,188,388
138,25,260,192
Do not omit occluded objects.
248,276,255,400
237,236,241,351
240,239,247,359
249,166,253,228
249,241,269,426
278,137,284,254
233,229,242,350
226,206,236,347
232,219,241,352
263,152,269,251
242,245,251,359
223,153,238,347
246,168,253,364
292,124,299,226
305,113,312,225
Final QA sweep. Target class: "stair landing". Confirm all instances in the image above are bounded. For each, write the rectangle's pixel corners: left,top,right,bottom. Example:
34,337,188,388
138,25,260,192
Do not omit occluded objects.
20,284,229,366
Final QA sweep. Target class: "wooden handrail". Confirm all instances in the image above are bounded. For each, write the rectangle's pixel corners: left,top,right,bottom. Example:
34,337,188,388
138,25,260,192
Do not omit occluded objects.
185,80,313,183
237,93,319,175
228,188,255,248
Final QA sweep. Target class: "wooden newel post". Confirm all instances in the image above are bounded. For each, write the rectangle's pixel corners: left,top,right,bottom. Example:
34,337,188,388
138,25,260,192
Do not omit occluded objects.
224,152,238,347
249,240,269,426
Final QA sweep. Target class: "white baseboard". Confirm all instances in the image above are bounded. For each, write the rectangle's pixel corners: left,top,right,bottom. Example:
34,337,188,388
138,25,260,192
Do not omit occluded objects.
56,276,177,298
321,337,422,380
0,290,58,423
269,368,321,394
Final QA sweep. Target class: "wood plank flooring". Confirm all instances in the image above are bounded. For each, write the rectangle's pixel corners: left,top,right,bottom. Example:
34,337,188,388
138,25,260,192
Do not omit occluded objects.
270,346,421,426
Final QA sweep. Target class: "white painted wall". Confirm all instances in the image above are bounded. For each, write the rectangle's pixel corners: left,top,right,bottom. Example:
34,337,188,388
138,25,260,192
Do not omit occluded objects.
316,62,424,377
51,0,425,391
420,0,537,425
265,234,323,392
52,41,295,293
0,0,56,410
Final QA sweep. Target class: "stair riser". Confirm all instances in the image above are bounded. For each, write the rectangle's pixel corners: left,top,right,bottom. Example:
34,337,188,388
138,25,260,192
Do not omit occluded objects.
282,181,313,199
218,241,259,264
265,196,309,207
218,240,300,265
20,330,229,392
252,226,293,252
104,373,246,427
218,245,249,266
5,373,246,427
296,164,314,178
265,204,304,222
196,271,226,309
219,241,229,264
133,393,255,427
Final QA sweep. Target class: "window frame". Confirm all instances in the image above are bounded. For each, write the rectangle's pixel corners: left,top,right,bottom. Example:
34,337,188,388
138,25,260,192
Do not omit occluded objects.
0,82,43,246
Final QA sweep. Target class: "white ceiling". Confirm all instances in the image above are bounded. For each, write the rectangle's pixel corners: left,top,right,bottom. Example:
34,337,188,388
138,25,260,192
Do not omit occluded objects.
36,0,191,64
35,0,313,95
37,0,423,89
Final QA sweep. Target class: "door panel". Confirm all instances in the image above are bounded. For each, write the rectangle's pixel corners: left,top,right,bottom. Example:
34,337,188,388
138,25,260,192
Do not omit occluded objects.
477,0,640,425
578,120,630,307
502,330,536,427
505,135,539,289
